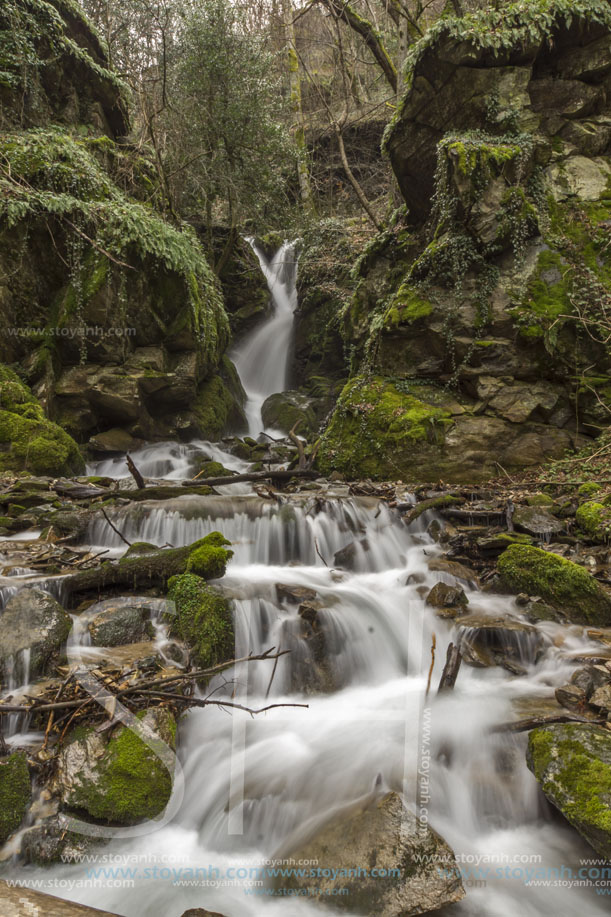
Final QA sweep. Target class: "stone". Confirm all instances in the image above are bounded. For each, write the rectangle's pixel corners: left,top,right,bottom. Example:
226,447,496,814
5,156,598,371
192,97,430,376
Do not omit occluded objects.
276,583,318,604
0,881,123,916
527,724,611,859
0,589,72,683
554,683,587,711
57,708,176,825
458,614,545,674
427,557,479,586
512,505,564,537
334,538,370,570
89,428,143,454
261,390,317,437
276,791,464,914
589,684,611,713
498,544,611,626
425,582,469,609
488,382,560,423
549,155,611,202
87,599,155,647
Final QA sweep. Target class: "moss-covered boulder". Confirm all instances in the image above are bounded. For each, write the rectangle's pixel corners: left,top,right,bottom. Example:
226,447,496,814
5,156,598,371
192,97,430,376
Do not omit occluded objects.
0,588,72,684
167,573,234,669
527,724,611,859
0,751,31,843
58,708,176,825
497,544,611,626
192,357,246,439
261,391,317,437
87,600,154,647
576,501,611,541
0,366,83,475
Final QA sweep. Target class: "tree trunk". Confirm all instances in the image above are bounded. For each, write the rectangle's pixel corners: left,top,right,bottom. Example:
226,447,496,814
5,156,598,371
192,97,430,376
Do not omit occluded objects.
334,125,383,231
284,0,315,211
322,0,397,93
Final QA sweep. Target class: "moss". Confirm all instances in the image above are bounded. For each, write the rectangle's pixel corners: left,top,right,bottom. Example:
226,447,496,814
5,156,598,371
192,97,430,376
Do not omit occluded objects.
526,493,554,507
0,751,31,843
186,533,233,580
579,482,602,497
63,711,174,825
513,249,571,339
193,374,245,439
167,572,234,669
527,724,611,858
576,501,611,541
497,543,611,625
196,460,230,479
0,366,84,475
383,283,433,328
123,541,158,558
318,376,453,480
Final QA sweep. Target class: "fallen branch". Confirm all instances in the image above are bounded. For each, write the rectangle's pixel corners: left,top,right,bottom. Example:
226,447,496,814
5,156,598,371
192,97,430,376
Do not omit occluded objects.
490,712,607,734
425,634,436,697
126,453,145,490
180,469,318,487
437,642,462,693
101,508,131,547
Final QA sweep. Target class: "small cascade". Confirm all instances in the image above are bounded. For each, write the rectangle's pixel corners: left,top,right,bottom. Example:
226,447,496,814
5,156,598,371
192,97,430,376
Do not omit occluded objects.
87,439,250,484
231,240,298,437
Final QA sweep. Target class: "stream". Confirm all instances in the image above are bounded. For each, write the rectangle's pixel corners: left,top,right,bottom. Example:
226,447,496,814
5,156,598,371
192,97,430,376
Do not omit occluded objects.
3,243,609,917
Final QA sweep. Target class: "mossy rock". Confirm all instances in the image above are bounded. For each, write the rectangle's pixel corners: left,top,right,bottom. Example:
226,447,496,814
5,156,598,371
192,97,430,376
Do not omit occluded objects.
196,460,232,479
193,365,246,439
58,708,176,825
527,724,611,859
576,501,611,542
123,542,158,558
186,532,233,580
0,366,83,476
167,573,234,669
318,376,453,480
0,752,31,843
497,544,611,626
261,391,317,437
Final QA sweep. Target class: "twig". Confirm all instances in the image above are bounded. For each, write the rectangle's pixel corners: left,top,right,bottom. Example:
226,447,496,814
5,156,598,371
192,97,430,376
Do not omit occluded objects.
100,508,131,547
314,537,328,567
425,633,436,697
126,453,145,490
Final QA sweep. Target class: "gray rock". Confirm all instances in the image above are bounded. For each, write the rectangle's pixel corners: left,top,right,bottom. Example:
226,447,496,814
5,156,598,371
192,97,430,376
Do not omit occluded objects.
87,600,154,647
458,614,545,674
513,505,564,537
425,582,469,609
0,589,72,683
334,538,369,570
589,684,611,713
275,791,464,915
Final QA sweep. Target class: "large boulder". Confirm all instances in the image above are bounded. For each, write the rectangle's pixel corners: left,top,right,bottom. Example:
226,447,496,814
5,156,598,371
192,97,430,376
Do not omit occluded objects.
0,588,72,684
497,544,611,626
57,707,176,825
261,390,317,437
167,573,235,669
87,599,155,647
276,791,464,915
527,723,611,858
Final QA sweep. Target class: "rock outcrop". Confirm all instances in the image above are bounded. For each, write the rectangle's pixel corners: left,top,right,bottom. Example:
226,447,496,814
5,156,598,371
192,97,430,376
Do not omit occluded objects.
319,1,611,481
0,0,240,446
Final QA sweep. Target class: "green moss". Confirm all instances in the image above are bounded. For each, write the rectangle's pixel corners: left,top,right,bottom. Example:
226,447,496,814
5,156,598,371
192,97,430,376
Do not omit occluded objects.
576,501,611,541
528,724,611,858
318,376,453,480
0,366,84,475
383,283,433,328
514,249,571,339
63,711,174,825
193,374,245,439
123,541,158,557
196,460,229,479
497,543,611,625
0,751,31,843
186,532,233,580
167,572,234,669
579,482,602,497
526,493,554,507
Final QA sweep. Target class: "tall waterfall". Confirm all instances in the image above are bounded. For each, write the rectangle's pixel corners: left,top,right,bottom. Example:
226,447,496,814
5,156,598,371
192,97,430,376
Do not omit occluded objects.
231,240,298,437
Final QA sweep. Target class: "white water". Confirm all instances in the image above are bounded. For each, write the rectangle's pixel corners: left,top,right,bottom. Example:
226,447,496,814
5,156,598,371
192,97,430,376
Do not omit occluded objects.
231,241,298,437
6,477,608,917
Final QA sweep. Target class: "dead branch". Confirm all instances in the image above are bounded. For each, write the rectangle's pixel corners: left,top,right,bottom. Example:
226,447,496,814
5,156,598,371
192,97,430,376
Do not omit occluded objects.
126,453,145,490
101,507,131,547
437,642,462,693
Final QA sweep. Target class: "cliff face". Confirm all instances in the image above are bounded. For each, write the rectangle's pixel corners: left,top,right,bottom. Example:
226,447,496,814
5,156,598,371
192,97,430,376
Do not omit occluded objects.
319,1,611,482
0,0,240,457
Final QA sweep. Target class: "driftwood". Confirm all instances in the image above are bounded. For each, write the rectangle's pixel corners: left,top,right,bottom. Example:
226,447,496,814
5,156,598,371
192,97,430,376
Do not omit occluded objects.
60,541,200,605
490,712,607,734
126,453,145,489
0,882,122,917
181,469,318,487
439,507,507,524
101,507,131,547
437,642,462,693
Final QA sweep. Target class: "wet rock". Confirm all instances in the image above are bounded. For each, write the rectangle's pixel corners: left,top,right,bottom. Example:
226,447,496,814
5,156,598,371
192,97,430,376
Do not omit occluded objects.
554,684,587,711
44,508,91,539
180,910,229,917
0,751,31,843
0,589,72,683
275,791,464,914
88,428,143,454
458,614,545,674
123,542,158,558
589,684,611,713
570,665,610,699
425,582,469,610
527,724,611,859
477,532,534,555
0,879,123,915
334,538,369,570
497,545,611,626
427,557,479,587
57,707,176,825
261,391,317,437
20,813,101,865
87,600,154,647
276,583,318,604
513,506,564,537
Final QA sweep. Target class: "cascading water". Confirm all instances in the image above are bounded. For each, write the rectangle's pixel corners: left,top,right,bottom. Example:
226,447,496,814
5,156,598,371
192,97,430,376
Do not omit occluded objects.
8,484,609,917
231,240,298,437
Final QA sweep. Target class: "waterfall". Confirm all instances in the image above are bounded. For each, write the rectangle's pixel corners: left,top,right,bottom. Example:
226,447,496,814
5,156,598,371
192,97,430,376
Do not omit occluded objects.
231,240,298,437
9,481,608,917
